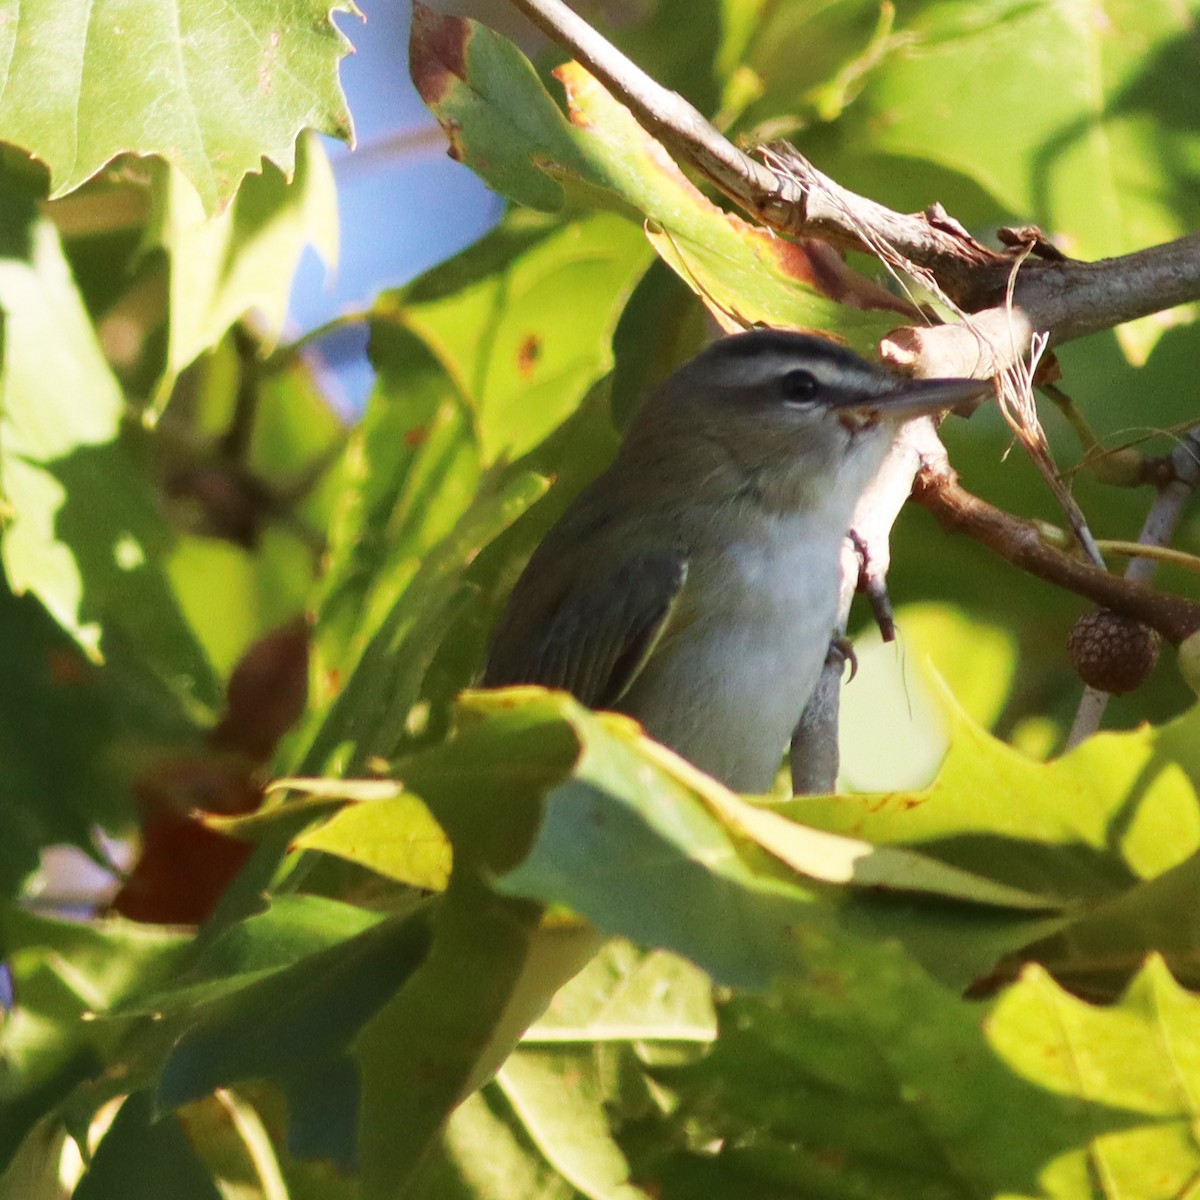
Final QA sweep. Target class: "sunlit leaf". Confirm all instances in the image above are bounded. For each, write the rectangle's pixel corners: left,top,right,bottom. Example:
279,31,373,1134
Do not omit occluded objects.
661,941,1197,1199
411,4,904,350
0,180,218,707
150,132,338,393
850,0,1200,357
0,0,358,213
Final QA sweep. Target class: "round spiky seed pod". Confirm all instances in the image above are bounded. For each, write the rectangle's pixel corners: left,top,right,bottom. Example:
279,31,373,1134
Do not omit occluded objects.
1067,609,1161,694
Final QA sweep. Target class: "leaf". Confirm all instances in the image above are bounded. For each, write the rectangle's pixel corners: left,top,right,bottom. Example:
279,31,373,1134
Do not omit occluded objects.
298,690,1052,991
115,893,385,1015
289,468,548,776
314,324,479,672
410,4,905,350
162,333,343,679
0,908,191,1171
659,939,1192,1199
155,906,433,1116
789,700,1200,903
151,131,338,392
0,177,219,708
850,0,1200,357
0,0,359,214
74,1093,221,1200
496,1050,650,1200
407,1088,577,1200
788,696,1200,993
381,208,652,464
526,941,716,1045
293,791,453,892
839,602,1020,793
636,736,1056,911
295,208,647,778
450,691,1046,989
352,874,540,1200
0,580,198,896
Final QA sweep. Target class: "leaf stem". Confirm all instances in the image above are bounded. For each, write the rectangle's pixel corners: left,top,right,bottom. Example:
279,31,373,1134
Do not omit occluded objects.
263,309,370,375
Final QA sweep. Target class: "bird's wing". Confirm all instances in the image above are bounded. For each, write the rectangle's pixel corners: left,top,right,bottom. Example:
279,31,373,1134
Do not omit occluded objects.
484,554,688,709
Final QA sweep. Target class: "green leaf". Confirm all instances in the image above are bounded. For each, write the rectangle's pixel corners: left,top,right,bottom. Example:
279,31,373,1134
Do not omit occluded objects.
151,131,338,392
290,467,548,775
0,179,219,709
408,1088,578,1200
860,0,1200,260
382,209,652,464
300,690,1049,991
444,692,1046,989
293,790,453,891
295,208,648,779
847,0,1200,357
0,580,199,896
74,1093,221,1200
790,701,1200,904
526,941,715,1045
660,937,1183,1199
155,906,432,1115
477,943,720,1200
116,893,385,1015
410,6,905,351
495,1050,649,1200
354,874,585,1200
0,908,191,1171
0,0,358,214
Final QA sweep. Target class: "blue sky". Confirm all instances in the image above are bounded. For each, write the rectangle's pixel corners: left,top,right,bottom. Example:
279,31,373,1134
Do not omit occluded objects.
289,3,501,409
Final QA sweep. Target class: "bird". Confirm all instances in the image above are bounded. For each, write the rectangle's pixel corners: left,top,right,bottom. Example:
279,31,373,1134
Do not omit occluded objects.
484,329,990,792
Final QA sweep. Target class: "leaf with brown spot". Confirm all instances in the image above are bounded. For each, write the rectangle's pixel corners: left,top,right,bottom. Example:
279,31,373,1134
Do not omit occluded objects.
408,5,901,350
516,333,541,378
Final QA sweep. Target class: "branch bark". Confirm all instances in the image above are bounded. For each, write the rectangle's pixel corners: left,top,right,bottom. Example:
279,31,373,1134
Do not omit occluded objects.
507,0,1200,353
501,0,1200,781
912,455,1200,647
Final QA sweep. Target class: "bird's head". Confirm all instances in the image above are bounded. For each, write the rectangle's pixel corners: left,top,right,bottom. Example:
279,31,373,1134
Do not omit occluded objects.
625,329,993,513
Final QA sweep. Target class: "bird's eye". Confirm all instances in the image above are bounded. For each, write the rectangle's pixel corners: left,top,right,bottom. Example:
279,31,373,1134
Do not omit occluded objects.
779,368,819,403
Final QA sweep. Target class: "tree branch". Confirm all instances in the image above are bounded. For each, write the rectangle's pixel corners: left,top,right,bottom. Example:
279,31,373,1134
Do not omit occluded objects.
507,0,1200,365
912,454,1200,647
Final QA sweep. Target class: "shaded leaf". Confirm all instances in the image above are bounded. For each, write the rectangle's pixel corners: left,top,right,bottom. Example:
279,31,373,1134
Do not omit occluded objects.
155,906,432,1116
353,874,553,1200
0,909,191,1171
75,1093,221,1200
850,0,1200,357
660,935,1174,1200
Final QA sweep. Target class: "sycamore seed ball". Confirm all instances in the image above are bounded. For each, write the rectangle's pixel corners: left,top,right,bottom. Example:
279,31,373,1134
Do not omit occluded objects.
1067,609,1161,695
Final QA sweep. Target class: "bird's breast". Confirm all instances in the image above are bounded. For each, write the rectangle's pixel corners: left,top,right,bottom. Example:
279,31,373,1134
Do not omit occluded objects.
620,510,846,792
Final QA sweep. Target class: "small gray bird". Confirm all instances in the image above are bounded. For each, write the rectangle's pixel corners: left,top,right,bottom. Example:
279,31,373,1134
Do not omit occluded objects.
484,330,989,792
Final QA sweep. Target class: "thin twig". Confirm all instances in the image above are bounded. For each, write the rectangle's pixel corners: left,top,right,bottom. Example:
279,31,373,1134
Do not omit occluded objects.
789,418,941,794
1093,540,1200,574
912,455,1200,646
1066,426,1200,745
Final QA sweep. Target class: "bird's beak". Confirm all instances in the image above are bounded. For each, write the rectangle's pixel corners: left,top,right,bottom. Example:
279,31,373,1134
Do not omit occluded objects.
846,375,995,421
